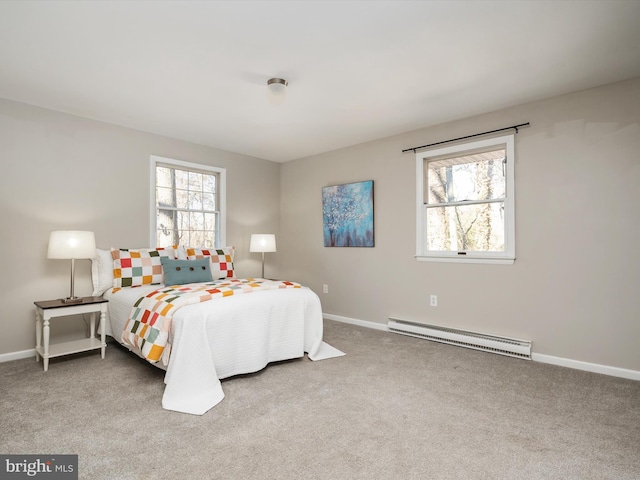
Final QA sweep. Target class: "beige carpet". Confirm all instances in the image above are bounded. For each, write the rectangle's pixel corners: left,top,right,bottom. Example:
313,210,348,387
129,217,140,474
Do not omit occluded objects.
1,320,639,479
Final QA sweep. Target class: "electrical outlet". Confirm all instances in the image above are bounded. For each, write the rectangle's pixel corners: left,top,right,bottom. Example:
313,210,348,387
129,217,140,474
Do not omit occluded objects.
430,294,438,307
323,284,329,294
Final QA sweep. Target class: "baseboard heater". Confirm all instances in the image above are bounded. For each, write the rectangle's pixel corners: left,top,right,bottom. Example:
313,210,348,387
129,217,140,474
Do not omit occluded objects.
388,318,532,360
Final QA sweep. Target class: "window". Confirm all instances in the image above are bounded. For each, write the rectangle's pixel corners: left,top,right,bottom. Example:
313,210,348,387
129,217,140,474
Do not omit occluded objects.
416,135,515,264
150,156,226,248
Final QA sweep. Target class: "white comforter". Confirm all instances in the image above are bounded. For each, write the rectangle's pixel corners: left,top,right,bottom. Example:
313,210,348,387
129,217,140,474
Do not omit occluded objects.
104,283,341,415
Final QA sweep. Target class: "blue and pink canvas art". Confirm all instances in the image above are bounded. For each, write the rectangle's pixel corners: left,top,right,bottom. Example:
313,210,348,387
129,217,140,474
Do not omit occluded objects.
322,180,374,247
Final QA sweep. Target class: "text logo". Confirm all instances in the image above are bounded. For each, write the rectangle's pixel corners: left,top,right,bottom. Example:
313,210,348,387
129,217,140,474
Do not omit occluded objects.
0,455,77,479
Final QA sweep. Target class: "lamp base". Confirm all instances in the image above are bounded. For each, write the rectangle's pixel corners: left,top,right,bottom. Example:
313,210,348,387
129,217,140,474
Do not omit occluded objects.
61,297,83,304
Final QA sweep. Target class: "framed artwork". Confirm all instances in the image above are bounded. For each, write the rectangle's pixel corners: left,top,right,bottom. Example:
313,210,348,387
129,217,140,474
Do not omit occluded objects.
322,180,374,247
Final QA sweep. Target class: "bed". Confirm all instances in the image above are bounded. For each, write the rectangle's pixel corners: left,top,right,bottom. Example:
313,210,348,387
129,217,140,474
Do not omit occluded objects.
92,246,343,415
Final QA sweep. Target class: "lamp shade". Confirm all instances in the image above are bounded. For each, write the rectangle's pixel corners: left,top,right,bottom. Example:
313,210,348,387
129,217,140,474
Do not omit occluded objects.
250,234,276,253
47,231,96,259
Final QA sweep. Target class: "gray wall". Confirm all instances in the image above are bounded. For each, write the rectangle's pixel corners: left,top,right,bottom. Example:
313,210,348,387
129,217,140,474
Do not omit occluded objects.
0,98,281,355
2,78,639,373
280,77,640,372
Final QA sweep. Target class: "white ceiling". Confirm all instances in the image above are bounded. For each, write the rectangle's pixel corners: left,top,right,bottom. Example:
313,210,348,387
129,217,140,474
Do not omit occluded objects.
1,1,639,162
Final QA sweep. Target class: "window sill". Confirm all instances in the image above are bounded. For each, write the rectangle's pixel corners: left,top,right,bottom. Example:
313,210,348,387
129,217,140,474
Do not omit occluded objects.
415,255,515,265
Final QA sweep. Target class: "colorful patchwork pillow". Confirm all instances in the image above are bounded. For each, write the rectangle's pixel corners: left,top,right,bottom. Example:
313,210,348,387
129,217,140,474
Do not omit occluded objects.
160,257,213,286
156,245,185,260
111,248,165,289
186,246,235,279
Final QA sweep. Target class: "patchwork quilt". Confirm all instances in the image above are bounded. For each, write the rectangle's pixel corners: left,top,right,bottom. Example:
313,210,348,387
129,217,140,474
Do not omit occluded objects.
121,278,302,363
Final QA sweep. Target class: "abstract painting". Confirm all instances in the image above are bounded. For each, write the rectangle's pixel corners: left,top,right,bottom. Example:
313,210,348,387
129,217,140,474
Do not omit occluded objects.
322,180,374,247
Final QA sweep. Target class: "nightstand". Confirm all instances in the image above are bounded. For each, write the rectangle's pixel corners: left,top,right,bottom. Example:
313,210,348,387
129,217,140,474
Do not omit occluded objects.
34,296,108,371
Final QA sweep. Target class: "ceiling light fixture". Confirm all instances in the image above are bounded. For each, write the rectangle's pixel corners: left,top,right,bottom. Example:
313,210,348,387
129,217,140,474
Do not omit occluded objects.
267,77,288,105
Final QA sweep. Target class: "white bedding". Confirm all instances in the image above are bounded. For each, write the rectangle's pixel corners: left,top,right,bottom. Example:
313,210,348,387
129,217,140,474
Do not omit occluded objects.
104,283,341,415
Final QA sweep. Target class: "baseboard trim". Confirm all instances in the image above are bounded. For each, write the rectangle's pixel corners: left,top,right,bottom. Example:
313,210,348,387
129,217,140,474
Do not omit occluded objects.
0,348,36,363
325,313,640,382
531,353,640,381
323,314,388,332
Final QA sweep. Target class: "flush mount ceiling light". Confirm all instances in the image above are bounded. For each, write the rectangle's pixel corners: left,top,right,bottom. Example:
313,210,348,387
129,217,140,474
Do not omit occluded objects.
267,77,288,105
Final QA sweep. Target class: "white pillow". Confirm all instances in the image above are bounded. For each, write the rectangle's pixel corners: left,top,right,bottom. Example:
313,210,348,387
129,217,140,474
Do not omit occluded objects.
91,248,114,296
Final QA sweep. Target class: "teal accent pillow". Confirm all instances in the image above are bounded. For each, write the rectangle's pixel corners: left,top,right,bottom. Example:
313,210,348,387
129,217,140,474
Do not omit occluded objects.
160,257,213,286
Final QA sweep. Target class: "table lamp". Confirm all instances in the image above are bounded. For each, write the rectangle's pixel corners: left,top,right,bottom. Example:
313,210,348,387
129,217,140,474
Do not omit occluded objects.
48,231,96,303
249,234,276,278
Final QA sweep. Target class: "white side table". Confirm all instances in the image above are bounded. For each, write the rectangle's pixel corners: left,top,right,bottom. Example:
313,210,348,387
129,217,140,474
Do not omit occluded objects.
34,296,108,371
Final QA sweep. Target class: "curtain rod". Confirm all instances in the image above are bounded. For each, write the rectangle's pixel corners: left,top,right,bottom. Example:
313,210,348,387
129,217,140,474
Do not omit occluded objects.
402,122,530,154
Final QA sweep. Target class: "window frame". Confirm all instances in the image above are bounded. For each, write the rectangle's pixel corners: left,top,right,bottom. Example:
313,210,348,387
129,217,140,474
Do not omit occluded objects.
149,155,226,249
415,134,515,264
